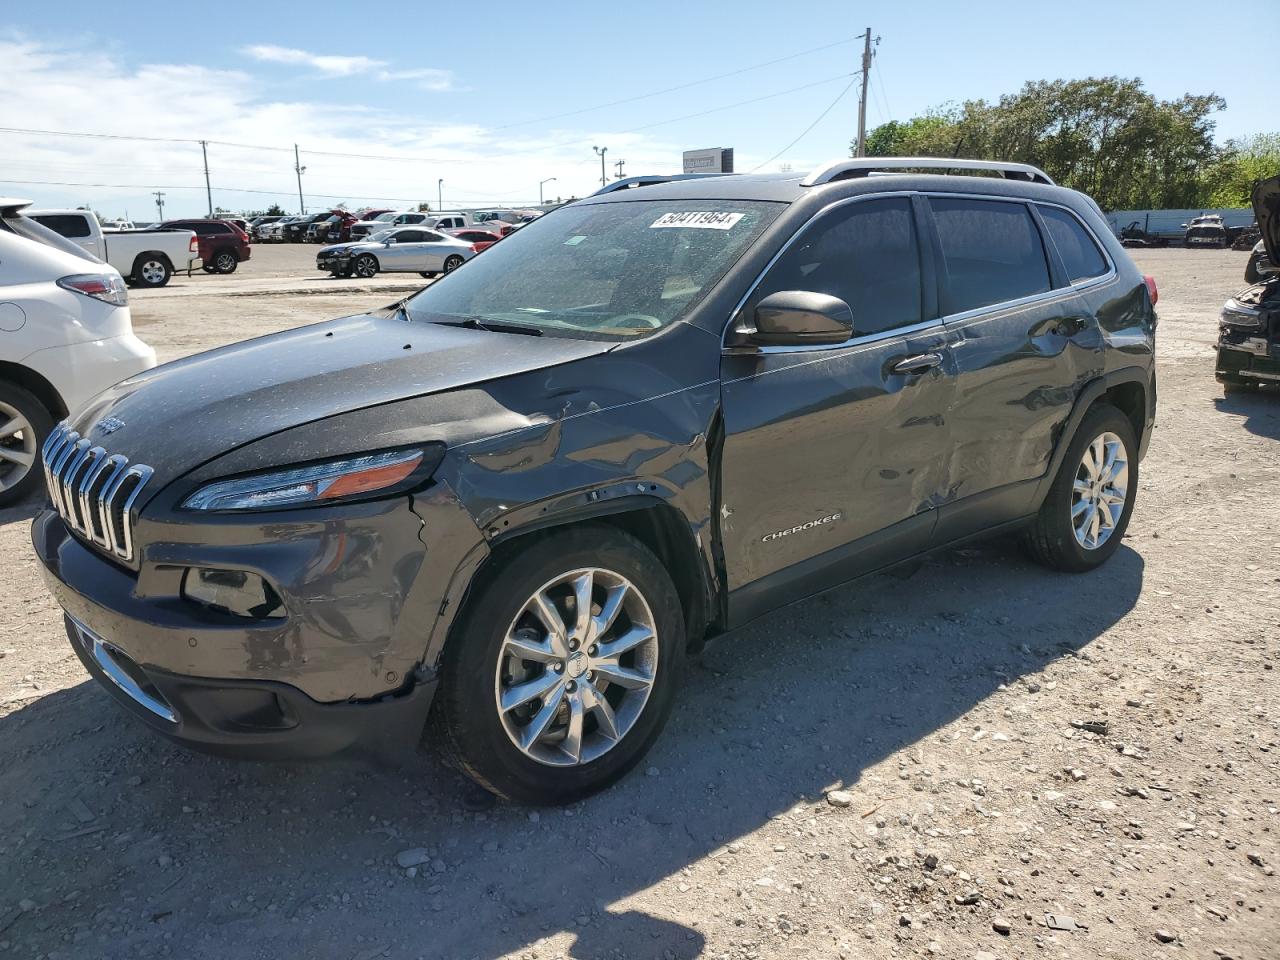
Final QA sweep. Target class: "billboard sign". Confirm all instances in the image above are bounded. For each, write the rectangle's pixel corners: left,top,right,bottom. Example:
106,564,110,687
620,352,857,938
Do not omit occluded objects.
682,148,734,174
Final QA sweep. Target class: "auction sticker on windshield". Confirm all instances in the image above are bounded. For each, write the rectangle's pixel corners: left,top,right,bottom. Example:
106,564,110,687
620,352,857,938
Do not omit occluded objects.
650,211,745,230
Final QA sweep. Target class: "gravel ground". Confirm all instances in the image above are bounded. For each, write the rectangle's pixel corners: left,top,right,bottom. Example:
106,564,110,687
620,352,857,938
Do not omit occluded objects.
0,247,1276,960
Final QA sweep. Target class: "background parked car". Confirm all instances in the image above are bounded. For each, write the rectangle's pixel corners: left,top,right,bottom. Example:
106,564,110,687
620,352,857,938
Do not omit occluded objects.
160,218,252,274
1184,214,1228,248
222,217,249,235
249,215,284,240
262,216,298,242
329,209,392,242
316,226,476,278
285,213,332,243
0,198,156,505
446,227,503,252
26,209,199,288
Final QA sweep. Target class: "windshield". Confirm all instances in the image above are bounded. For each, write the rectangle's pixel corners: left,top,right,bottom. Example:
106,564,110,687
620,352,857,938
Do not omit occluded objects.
374,212,398,222
404,198,781,339
366,228,396,242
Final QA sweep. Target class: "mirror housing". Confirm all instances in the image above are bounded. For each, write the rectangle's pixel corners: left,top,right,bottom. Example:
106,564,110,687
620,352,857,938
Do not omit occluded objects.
740,290,854,347
384,237,397,245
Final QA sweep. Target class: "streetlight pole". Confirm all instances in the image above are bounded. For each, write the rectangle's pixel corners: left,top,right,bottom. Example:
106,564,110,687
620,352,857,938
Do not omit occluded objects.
539,177,557,205
593,146,608,187
294,144,306,214
437,179,443,212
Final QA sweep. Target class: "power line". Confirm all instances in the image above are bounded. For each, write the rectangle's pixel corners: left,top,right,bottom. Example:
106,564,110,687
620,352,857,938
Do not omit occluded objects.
494,35,862,130
749,77,859,172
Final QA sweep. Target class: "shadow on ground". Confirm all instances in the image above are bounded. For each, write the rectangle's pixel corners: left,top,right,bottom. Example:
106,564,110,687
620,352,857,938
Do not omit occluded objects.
1213,386,1280,439
0,537,1144,959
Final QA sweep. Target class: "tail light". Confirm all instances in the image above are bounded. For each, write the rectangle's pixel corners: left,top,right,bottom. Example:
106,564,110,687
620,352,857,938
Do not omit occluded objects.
58,273,128,307
189,236,199,253
1143,274,1158,306
470,243,481,253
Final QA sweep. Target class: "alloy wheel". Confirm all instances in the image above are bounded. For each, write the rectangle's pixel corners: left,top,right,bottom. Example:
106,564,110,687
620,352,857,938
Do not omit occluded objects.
216,253,236,272
355,256,377,278
0,401,36,494
494,567,659,767
444,255,464,273
1071,431,1128,550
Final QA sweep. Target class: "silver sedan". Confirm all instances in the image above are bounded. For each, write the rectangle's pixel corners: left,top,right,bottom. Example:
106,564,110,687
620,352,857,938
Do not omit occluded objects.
316,227,477,279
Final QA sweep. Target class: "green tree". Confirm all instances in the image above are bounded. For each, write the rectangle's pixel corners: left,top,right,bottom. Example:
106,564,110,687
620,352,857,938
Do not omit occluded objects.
265,203,286,217
857,77,1228,209
1200,132,1280,207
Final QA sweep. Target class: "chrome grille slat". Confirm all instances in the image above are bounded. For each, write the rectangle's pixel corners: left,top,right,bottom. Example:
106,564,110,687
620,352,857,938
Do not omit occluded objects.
40,422,154,563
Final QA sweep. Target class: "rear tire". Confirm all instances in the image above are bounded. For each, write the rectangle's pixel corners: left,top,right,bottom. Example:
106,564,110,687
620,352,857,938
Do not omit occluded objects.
131,254,171,288
443,255,465,273
0,383,54,507
212,251,238,274
431,525,686,805
1024,403,1137,573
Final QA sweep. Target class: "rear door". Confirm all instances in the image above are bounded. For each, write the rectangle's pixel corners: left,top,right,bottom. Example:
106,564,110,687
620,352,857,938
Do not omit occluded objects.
926,195,1106,541
719,195,955,623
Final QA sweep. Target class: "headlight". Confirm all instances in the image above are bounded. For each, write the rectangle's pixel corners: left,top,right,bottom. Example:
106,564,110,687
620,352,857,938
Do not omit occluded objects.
181,446,443,512
1220,304,1261,328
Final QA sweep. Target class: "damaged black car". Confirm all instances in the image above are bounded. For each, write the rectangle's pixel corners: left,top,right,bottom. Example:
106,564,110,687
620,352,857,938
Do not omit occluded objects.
33,159,1157,804
1217,175,1280,395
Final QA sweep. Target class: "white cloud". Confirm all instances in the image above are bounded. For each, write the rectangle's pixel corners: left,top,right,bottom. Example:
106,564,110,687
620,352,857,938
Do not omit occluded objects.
241,44,456,90
0,38,688,218
241,44,383,77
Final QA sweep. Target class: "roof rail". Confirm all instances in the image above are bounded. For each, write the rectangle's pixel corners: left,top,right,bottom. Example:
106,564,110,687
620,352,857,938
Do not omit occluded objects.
801,157,1055,187
589,172,737,197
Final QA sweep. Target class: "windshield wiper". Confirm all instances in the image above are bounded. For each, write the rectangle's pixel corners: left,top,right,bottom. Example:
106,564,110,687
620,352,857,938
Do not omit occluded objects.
436,316,544,337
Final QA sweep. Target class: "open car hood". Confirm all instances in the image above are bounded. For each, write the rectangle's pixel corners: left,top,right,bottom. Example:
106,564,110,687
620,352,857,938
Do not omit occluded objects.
1253,174,1280,267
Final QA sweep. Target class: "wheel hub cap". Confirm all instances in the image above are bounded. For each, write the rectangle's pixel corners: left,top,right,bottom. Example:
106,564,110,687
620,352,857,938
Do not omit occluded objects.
0,400,36,493
1071,430,1128,550
495,567,658,767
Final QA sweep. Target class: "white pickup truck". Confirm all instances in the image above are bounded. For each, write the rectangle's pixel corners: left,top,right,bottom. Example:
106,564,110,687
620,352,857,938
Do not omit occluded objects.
25,210,200,288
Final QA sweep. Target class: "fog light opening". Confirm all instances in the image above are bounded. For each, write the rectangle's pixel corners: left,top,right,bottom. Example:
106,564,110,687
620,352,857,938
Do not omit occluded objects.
182,567,284,619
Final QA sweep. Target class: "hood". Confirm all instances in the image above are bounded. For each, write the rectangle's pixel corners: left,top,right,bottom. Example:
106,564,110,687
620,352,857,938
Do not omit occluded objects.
1253,175,1279,266
70,313,613,491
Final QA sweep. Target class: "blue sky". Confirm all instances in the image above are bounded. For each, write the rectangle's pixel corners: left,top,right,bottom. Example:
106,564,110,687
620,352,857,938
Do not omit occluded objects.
1,1,1269,217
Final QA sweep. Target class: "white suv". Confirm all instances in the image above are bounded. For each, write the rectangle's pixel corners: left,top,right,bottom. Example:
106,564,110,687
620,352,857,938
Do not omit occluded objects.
0,199,156,506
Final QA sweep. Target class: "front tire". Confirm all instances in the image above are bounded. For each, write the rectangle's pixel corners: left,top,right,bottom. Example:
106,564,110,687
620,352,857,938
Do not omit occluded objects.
1024,403,1137,572
0,383,53,507
432,526,686,805
353,254,378,279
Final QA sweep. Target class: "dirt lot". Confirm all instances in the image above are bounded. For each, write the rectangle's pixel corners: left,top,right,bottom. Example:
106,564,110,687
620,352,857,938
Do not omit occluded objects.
0,247,1276,960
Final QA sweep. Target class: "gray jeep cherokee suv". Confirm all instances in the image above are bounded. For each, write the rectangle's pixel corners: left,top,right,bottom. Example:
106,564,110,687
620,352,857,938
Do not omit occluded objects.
33,158,1157,805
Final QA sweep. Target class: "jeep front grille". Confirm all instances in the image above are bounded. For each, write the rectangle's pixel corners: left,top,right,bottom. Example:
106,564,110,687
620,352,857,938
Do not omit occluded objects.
41,423,153,562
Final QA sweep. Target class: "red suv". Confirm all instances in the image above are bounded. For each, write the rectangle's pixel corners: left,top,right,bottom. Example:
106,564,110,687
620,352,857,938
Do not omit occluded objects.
159,219,252,274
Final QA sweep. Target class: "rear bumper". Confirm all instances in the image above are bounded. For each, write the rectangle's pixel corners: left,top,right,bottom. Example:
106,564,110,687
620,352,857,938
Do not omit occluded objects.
22,332,156,416
63,613,435,759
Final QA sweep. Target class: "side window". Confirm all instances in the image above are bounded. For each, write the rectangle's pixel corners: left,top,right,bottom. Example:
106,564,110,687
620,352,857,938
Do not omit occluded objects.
396,230,425,242
207,223,233,235
930,198,1050,313
421,231,444,242
1038,205,1108,284
752,197,923,336
32,214,91,239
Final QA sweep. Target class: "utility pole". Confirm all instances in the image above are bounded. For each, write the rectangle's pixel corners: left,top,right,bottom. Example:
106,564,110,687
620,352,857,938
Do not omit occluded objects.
539,177,556,205
593,146,608,187
293,145,307,214
613,158,627,180
437,179,443,212
153,191,165,221
854,28,879,157
200,140,213,216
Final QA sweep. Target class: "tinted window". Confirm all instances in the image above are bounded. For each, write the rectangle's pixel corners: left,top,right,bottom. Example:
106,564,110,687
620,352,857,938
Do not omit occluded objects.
753,197,923,335
1039,206,1108,283
931,198,1050,313
421,231,445,242
32,214,91,238
395,230,426,242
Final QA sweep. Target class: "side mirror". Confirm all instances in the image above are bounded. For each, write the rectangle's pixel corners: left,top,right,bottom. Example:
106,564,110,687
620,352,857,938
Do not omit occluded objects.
384,237,397,245
742,290,854,347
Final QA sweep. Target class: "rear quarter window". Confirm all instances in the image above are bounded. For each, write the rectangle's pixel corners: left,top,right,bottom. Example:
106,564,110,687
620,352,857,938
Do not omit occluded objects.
31,214,91,239
931,198,1051,314
1039,205,1109,283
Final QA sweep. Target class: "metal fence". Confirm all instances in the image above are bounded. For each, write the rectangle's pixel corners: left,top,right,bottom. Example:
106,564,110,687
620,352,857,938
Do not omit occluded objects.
1102,207,1254,239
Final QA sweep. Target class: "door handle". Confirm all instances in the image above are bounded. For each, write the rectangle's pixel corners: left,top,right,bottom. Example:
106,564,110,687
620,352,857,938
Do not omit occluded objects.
891,352,944,375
